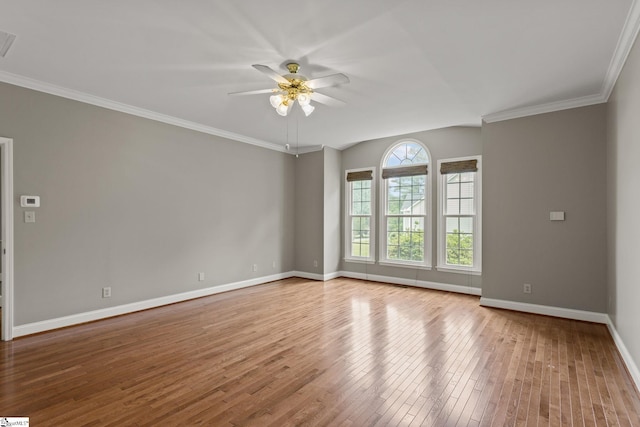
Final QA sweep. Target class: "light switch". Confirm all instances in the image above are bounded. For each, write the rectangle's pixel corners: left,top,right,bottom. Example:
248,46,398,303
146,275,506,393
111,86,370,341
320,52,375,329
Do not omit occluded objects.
550,211,565,221
24,211,35,223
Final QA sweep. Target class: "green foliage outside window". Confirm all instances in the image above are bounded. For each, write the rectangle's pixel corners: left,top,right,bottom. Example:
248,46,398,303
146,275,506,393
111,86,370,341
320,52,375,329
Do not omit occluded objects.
446,230,473,266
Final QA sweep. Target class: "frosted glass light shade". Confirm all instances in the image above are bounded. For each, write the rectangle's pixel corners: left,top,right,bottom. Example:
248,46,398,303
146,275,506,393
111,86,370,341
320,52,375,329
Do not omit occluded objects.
297,93,311,106
276,102,289,116
270,94,284,108
301,104,315,116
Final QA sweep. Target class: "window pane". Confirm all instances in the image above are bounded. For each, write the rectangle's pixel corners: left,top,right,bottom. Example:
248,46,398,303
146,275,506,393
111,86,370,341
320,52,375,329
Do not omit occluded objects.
352,188,362,203
361,217,370,231
459,217,473,233
410,217,424,231
447,173,460,183
460,198,474,215
447,199,460,215
387,245,399,259
351,217,362,233
447,182,460,198
362,202,371,215
459,249,473,266
351,242,361,257
411,245,424,261
387,231,399,246
445,227,474,266
385,142,429,167
410,199,425,215
352,201,361,215
460,182,474,198
387,217,401,232
461,172,474,182
361,187,371,203
446,217,460,233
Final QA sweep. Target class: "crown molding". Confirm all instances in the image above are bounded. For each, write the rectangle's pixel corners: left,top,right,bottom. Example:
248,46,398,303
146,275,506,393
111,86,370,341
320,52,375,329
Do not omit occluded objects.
0,70,287,153
602,0,640,101
483,0,640,124
482,93,606,123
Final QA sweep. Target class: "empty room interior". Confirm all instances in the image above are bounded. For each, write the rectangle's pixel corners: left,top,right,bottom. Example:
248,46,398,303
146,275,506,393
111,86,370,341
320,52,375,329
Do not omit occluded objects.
1,1,640,425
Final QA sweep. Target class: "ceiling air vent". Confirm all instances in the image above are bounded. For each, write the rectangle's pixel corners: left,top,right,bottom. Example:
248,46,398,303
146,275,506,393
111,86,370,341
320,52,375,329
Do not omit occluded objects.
0,30,17,58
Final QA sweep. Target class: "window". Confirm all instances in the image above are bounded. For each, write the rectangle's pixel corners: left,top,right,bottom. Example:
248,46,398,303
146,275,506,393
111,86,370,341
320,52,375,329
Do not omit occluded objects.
345,168,375,263
437,156,482,274
380,140,431,268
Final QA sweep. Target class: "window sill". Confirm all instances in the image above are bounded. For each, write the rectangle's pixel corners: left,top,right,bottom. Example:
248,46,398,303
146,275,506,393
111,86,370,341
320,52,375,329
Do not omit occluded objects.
378,261,432,270
436,266,482,276
344,258,376,265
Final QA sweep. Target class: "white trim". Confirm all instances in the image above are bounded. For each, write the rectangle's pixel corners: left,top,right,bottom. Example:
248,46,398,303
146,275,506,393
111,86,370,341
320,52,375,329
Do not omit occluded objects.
13,272,296,338
295,145,325,155
0,70,286,154
291,271,340,281
377,261,432,270
482,94,605,124
379,139,432,268
602,0,640,101
436,155,482,274
436,266,482,276
483,0,640,125
479,297,609,324
343,258,376,265
338,270,482,296
606,316,640,393
344,167,376,263
0,138,14,341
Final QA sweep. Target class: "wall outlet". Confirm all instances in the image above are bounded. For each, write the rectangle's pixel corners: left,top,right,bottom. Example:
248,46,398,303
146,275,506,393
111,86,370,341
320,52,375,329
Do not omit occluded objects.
198,272,205,281
252,264,258,272
272,261,276,269
102,287,112,298
313,260,318,268
523,283,532,294
24,211,35,223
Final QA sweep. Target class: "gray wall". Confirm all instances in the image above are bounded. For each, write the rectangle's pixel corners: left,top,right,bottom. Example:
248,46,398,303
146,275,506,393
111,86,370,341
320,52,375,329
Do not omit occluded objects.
607,36,640,371
0,82,296,325
341,127,482,287
294,150,324,274
482,104,607,312
323,147,341,275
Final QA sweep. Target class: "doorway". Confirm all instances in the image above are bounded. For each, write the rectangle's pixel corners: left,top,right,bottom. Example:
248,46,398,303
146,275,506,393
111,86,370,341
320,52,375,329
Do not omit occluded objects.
0,137,14,341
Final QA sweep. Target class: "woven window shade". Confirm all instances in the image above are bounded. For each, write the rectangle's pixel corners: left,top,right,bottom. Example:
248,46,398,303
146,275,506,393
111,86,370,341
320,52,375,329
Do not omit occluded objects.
346,170,373,181
440,160,478,174
381,164,428,179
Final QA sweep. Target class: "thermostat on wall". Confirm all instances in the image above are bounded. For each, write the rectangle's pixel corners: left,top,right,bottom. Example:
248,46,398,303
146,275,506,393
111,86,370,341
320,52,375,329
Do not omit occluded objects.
20,195,40,207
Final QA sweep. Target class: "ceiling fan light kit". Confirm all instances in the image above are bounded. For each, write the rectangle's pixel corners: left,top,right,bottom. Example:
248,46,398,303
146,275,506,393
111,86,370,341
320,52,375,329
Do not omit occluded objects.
230,62,349,117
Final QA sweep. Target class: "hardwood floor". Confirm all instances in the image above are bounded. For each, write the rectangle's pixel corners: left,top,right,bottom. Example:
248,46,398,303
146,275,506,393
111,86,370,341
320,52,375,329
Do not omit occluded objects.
1,277,639,426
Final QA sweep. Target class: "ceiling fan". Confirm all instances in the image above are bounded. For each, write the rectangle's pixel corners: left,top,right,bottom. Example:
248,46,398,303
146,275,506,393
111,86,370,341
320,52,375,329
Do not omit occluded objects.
229,63,349,117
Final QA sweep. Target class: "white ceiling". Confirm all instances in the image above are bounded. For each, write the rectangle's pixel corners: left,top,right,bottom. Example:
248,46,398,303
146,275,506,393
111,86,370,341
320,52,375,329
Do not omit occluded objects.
0,0,637,152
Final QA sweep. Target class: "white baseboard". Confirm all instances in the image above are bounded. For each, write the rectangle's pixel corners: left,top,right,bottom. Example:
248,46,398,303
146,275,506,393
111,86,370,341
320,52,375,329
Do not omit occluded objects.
292,271,340,281
606,316,640,393
13,272,296,338
338,271,482,296
479,297,609,324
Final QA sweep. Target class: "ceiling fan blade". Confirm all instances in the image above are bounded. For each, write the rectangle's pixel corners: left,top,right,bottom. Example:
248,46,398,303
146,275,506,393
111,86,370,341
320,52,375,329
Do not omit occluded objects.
228,88,281,96
252,64,290,85
311,92,346,107
306,73,350,89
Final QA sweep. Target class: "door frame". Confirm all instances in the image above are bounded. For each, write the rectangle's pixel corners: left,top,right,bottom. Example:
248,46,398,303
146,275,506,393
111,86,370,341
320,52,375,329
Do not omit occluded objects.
1,137,14,341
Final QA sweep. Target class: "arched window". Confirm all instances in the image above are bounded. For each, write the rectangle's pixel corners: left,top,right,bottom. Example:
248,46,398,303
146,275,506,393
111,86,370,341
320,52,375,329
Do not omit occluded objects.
380,140,431,267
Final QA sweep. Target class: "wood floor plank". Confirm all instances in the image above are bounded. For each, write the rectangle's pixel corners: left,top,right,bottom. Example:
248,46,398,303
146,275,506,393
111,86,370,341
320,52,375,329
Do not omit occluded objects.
1,277,639,426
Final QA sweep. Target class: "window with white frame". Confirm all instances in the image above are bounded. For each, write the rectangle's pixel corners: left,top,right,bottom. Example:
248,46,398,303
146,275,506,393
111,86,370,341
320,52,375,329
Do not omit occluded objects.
345,168,375,262
437,156,482,274
380,140,431,267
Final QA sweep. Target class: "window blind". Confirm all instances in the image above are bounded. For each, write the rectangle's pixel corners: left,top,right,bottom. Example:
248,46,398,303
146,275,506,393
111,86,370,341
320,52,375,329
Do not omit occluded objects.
440,160,478,174
381,164,428,179
346,170,373,181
